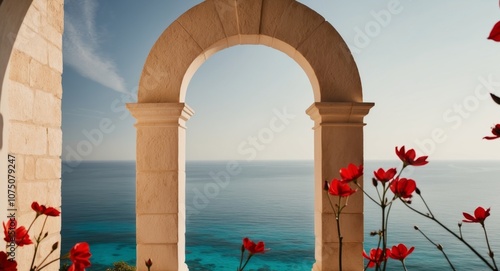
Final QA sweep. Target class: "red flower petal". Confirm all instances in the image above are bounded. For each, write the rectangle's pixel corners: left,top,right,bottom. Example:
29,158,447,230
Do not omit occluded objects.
0,252,17,271
70,242,91,269
242,237,266,254
488,21,500,42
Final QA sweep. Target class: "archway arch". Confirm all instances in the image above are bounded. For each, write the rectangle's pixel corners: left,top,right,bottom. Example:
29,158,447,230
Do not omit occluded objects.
127,0,374,270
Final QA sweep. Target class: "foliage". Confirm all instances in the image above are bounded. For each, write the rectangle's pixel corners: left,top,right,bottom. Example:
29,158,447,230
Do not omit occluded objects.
105,261,136,271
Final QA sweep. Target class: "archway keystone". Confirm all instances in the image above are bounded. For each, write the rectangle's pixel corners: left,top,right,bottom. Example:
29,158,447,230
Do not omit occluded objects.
128,1,374,270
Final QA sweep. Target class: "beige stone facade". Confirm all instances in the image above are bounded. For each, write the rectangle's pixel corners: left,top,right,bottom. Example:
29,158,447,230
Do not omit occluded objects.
129,0,374,270
0,0,63,270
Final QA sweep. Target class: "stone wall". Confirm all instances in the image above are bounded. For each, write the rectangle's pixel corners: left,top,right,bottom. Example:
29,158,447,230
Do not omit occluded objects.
1,0,63,269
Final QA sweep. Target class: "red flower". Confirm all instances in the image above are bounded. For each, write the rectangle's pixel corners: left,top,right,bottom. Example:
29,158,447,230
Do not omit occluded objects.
390,178,416,202
373,168,397,183
3,219,32,246
31,202,60,217
483,124,500,140
328,179,356,197
363,248,390,268
395,146,428,166
339,163,363,182
243,237,266,254
463,207,491,225
488,21,500,42
69,242,91,271
389,243,415,261
0,251,17,271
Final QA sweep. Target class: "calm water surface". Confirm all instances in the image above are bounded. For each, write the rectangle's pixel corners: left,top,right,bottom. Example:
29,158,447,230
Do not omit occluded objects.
61,160,500,270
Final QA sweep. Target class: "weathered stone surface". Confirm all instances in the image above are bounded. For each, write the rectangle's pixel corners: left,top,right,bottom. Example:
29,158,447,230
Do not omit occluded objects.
47,38,62,72
47,179,61,206
138,21,203,103
136,126,180,172
33,90,61,127
212,0,238,38
274,1,324,49
35,157,61,180
259,0,294,46
47,127,62,156
29,58,50,90
137,214,179,244
23,4,41,33
16,23,48,65
17,181,48,211
237,0,262,44
9,123,47,155
136,171,179,214
8,79,34,121
260,0,294,37
298,22,362,102
24,155,36,180
176,1,226,51
8,49,30,85
46,0,63,34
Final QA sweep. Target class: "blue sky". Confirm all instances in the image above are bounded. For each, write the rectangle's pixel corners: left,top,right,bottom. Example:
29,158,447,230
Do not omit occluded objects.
62,0,500,162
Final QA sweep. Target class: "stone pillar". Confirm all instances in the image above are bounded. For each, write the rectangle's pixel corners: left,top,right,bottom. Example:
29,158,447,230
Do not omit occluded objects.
127,103,194,271
307,102,374,271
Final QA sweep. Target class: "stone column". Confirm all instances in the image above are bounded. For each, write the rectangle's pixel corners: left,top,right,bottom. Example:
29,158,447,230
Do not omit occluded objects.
307,102,374,271
127,103,194,271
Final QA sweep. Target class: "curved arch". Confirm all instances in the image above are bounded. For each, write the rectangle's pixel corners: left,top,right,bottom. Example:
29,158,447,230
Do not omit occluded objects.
137,0,362,103
129,1,374,270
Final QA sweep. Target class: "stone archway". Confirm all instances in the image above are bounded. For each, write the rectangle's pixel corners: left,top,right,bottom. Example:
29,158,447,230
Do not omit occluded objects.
127,1,374,270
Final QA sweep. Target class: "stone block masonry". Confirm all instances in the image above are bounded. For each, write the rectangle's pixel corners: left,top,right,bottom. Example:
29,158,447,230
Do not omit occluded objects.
1,0,64,270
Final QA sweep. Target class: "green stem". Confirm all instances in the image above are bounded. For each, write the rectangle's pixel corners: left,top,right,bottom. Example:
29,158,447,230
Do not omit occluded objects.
36,255,59,271
401,260,409,271
415,226,456,271
354,181,381,207
418,193,434,217
238,246,244,270
337,196,343,271
30,216,49,271
382,201,394,271
404,201,496,270
482,224,498,270
239,254,253,271
15,214,40,250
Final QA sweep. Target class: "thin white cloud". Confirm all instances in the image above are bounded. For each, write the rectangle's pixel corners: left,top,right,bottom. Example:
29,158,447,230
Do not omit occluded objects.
64,0,128,93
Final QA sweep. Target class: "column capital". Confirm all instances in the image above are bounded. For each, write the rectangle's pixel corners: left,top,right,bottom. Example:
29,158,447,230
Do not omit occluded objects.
127,103,194,128
306,102,374,128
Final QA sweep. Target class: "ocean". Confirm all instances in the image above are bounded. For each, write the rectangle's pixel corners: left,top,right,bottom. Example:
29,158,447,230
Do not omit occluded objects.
61,160,500,270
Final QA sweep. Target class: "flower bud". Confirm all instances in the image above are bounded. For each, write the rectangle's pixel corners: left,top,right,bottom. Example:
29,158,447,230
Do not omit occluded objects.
437,244,443,251
44,232,48,238
323,180,329,191
52,242,59,251
458,222,462,228
490,251,494,258
145,259,153,268
372,178,378,187
415,187,421,195
414,225,419,230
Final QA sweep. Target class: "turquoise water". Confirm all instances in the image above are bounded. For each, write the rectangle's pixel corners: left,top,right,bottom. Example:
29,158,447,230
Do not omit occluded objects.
61,160,500,270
